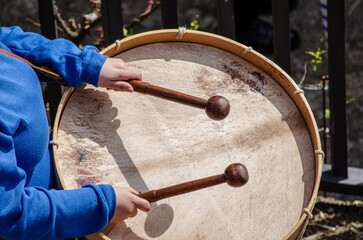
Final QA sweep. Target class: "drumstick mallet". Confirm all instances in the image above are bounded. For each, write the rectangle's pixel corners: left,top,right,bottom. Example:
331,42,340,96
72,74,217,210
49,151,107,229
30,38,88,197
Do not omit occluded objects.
100,164,247,236
138,163,248,203
128,80,230,121
0,51,230,120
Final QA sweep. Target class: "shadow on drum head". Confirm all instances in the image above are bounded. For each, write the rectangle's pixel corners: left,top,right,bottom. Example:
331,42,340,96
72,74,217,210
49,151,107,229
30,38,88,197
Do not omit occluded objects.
63,87,175,236
263,90,316,214
144,203,174,237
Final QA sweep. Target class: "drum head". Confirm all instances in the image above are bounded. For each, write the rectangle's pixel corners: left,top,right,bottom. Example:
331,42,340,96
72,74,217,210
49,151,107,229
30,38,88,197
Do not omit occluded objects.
53,30,322,240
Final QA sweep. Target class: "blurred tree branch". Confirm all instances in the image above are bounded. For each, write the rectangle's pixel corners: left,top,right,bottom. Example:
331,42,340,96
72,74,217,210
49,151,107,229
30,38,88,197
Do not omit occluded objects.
54,0,102,46
124,0,160,30
27,0,160,48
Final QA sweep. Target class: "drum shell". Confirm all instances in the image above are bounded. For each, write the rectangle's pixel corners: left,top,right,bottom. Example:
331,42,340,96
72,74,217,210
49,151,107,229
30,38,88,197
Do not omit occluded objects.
52,30,323,240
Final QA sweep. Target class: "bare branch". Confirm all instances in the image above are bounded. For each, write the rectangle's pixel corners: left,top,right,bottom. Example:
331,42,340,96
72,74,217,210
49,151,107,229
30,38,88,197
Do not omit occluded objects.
298,60,309,87
25,17,64,33
348,0,362,16
124,0,161,30
25,17,41,28
53,0,103,46
46,0,160,47
54,4,79,38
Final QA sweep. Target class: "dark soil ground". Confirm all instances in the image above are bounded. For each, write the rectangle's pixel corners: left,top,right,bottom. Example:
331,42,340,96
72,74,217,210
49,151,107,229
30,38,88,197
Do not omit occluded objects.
1,0,362,239
304,196,363,239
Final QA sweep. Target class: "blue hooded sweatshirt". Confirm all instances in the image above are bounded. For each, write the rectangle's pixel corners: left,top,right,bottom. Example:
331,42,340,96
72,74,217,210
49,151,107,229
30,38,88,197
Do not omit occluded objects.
0,26,116,240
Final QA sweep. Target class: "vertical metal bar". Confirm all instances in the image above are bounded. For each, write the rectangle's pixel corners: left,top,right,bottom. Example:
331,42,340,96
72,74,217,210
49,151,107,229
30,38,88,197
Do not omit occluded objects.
322,76,328,163
38,0,58,39
271,0,291,74
328,0,348,178
38,0,61,128
217,0,235,40
161,0,178,28
101,0,124,46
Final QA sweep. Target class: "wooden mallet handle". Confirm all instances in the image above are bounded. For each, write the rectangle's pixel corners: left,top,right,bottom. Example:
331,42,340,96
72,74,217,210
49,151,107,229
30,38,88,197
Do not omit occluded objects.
128,80,230,120
138,163,248,203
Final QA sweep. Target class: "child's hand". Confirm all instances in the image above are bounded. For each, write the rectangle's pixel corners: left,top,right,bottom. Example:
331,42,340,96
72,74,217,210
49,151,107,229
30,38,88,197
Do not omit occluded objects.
109,187,151,224
98,58,141,92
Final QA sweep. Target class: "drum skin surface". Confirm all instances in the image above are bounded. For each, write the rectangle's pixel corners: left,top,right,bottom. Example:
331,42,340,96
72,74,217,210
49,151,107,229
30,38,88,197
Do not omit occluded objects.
53,30,322,240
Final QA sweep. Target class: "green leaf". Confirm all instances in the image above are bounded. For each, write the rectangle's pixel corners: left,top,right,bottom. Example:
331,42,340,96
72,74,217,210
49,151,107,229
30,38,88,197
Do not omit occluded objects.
123,28,134,38
308,51,317,57
325,109,330,120
307,47,326,72
189,20,200,30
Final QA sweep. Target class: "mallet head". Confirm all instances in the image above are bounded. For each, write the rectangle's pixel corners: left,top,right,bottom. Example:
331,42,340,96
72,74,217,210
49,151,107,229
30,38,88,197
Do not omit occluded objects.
205,95,230,121
224,163,249,187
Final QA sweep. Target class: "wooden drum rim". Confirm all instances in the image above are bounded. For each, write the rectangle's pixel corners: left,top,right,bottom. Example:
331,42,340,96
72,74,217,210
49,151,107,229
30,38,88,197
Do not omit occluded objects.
52,29,323,240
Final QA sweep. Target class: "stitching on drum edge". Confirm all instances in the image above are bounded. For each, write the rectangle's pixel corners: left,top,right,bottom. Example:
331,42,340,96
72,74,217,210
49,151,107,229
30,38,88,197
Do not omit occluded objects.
243,46,253,54
314,150,325,160
297,208,314,239
49,140,59,147
176,27,186,39
115,39,121,51
293,89,304,96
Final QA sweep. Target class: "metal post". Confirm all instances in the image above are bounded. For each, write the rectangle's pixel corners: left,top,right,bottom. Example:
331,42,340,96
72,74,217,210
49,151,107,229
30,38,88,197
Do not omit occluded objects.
318,0,363,197
271,0,291,74
38,0,61,128
38,0,58,39
327,0,348,178
101,0,124,46
161,0,178,28
217,0,235,40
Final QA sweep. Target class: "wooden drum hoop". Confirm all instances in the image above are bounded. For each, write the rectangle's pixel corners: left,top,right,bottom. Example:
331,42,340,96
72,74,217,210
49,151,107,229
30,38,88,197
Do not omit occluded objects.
53,30,323,239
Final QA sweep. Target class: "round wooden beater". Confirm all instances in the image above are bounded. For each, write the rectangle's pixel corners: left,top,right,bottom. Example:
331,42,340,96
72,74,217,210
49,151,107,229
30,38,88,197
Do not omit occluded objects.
128,80,230,120
138,163,249,203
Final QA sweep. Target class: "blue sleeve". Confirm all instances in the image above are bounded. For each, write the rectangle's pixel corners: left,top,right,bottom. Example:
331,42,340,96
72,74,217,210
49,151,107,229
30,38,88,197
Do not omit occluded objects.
0,130,116,240
0,26,108,88
0,133,116,239
0,52,116,239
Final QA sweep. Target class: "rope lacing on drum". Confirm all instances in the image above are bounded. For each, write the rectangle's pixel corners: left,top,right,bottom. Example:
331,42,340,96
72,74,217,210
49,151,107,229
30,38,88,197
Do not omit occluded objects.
296,150,324,239
293,89,304,96
314,149,325,161
49,140,59,147
242,46,253,54
115,39,121,51
176,27,186,39
297,208,314,239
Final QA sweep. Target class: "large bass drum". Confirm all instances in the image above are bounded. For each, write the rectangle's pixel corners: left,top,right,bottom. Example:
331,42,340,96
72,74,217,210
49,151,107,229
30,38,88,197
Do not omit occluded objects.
52,30,322,240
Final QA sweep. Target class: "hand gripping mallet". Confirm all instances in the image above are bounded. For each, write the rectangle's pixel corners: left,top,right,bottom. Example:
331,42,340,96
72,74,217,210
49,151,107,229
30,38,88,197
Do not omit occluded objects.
0,49,230,120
